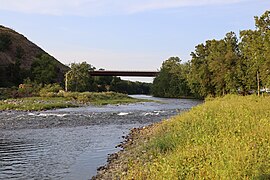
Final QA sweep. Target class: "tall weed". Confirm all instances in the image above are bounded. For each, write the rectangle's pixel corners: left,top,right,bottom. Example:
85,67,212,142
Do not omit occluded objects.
125,95,270,179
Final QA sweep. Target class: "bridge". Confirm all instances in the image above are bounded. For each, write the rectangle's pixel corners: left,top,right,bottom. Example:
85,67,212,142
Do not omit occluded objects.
89,70,159,77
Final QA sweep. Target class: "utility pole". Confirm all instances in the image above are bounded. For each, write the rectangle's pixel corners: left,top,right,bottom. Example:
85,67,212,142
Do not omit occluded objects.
65,71,71,92
257,70,260,96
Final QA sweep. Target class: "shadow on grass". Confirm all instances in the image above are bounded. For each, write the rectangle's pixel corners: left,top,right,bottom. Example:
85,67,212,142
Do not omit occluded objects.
257,174,270,180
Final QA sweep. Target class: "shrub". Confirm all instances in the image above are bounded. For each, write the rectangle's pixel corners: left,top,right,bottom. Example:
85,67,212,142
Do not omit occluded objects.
123,95,270,179
0,33,12,51
16,78,42,98
39,83,63,97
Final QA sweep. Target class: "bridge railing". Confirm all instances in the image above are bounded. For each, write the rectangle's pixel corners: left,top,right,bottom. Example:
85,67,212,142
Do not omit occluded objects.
89,70,159,77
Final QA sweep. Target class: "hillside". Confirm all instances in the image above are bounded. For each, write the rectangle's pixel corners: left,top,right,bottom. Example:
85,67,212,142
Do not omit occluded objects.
0,25,69,86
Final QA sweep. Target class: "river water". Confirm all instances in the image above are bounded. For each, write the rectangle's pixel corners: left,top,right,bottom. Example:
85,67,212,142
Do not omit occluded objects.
0,95,202,180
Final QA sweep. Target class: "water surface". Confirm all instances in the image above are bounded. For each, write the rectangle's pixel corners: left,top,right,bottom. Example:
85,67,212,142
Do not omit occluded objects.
0,95,202,180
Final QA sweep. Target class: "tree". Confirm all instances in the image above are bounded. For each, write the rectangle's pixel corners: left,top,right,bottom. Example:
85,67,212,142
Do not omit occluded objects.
0,33,12,52
240,11,270,95
6,59,22,86
5,46,26,86
188,43,213,98
240,30,262,94
65,62,95,92
151,11,270,98
207,33,241,96
152,57,192,98
31,54,59,85
188,32,241,97
223,32,241,94
255,11,270,89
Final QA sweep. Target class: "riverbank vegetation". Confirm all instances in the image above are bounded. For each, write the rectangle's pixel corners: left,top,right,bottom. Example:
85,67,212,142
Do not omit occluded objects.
99,95,270,179
65,62,151,94
0,91,143,111
0,96,77,111
0,61,151,102
152,10,270,99
0,26,151,95
0,83,147,111
0,62,151,110
95,11,270,179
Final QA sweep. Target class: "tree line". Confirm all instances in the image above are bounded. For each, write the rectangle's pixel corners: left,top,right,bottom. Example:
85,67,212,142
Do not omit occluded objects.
1,38,151,95
2,57,151,96
1,53,62,87
152,10,270,98
65,62,151,94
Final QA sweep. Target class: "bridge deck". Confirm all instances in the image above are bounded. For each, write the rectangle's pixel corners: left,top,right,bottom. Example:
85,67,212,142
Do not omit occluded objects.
89,71,159,77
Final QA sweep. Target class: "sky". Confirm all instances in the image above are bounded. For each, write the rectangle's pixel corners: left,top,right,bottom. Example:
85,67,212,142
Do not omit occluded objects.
0,0,269,82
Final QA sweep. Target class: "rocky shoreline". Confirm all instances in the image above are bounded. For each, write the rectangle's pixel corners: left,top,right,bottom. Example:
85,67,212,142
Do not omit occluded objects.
92,123,158,179
0,96,202,179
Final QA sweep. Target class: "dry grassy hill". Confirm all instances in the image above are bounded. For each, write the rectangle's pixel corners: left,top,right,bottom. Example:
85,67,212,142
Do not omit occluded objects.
0,25,69,86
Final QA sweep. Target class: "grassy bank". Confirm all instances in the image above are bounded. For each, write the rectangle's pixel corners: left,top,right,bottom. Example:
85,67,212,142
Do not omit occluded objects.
102,95,270,179
0,92,144,111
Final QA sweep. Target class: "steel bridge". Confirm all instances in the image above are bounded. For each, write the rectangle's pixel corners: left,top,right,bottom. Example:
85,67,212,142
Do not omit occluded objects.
89,70,159,77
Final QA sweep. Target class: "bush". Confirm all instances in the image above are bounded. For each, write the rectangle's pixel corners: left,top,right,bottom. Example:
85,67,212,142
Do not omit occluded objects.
62,91,79,99
59,91,129,103
39,84,63,97
0,33,12,51
15,78,42,98
0,87,15,99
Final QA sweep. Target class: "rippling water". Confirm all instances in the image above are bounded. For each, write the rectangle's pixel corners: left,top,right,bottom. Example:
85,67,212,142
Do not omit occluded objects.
0,95,202,180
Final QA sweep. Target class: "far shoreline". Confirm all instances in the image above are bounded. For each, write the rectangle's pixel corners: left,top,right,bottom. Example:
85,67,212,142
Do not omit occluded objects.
0,92,151,111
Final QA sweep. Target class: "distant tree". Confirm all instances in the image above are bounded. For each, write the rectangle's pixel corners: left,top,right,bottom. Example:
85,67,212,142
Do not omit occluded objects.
188,44,213,98
223,32,241,94
111,81,129,94
239,30,261,94
6,59,22,86
15,46,25,59
207,33,240,96
188,32,241,97
65,62,95,92
110,76,121,88
5,46,26,86
0,33,12,51
95,76,113,86
152,57,177,97
140,82,151,94
254,11,270,88
152,10,270,98
240,10,270,95
152,57,192,98
31,54,59,85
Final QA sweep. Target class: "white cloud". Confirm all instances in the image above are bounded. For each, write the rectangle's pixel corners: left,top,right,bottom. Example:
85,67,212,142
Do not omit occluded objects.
127,0,244,14
0,0,245,16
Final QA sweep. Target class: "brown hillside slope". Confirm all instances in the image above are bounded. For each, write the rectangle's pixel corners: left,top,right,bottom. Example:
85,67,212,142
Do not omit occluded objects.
0,25,69,85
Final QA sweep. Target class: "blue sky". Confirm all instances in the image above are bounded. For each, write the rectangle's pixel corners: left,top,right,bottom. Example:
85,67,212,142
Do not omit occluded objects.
0,0,269,82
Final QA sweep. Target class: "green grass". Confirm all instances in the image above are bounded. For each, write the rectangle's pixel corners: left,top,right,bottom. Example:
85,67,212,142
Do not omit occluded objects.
118,95,270,179
0,97,78,111
90,98,143,106
0,92,146,111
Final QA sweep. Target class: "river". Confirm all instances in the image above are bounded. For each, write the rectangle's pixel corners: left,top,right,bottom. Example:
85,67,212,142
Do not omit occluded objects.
0,95,202,180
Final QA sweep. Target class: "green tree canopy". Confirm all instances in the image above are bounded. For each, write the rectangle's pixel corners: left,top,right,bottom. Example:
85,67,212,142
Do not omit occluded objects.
152,57,192,98
66,62,96,92
151,10,270,98
240,10,270,95
31,54,59,85
0,33,12,52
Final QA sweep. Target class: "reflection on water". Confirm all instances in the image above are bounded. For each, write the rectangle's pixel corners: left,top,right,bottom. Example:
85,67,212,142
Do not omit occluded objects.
0,95,202,180
0,125,137,180
0,139,45,179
